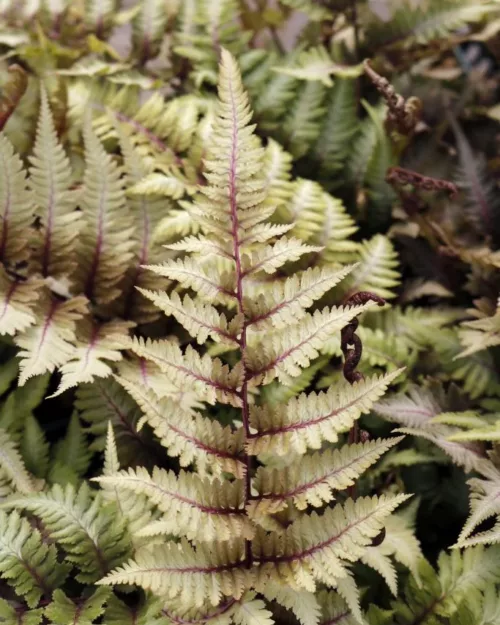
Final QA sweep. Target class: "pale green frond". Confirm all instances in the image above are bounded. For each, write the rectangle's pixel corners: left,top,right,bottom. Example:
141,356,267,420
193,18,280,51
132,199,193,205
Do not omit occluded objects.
75,377,147,455
105,594,165,625
366,0,497,46
246,302,378,385
14,292,88,386
84,0,118,32
277,178,325,241
389,546,500,624
375,385,493,475
0,132,34,265
44,587,111,625
21,413,50,479
137,290,241,346
99,423,156,542
5,482,130,583
455,472,500,547
29,87,81,280
253,494,410,592
0,427,37,494
0,598,44,625
0,510,69,608
249,437,402,517
95,467,253,542
74,119,135,305
274,47,363,86
313,79,359,177
248,370,403,456
311,193,359,265
281,81,327,158
132,0,177,62
317,591,359,625
99,538,250,606
52,413,91,477
337,235,400,301
278,0,331,20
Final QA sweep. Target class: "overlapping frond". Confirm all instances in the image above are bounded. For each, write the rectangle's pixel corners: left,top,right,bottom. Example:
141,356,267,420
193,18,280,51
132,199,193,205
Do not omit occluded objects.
73,119,135,305
374,385,493,474
0,269,43,336
96,467,253,542
5,482,130,582
116,375,245,477
0,510,69,608
50,318,134,396
29,88,81,279
0,133,33,265
14,292,88,385
125,336,243,406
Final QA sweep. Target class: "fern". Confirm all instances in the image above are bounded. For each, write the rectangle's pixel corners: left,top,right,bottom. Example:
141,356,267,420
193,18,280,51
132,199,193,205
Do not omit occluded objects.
96,49,408,621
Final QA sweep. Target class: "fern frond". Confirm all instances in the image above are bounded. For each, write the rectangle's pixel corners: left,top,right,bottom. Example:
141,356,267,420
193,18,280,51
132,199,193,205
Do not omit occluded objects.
44,587,111,625
132,0,175,62
246,302,378,385
21,413,50,479
116,375,245,477
29,88,81,280
50,319,134,397
374,385,492,474
14,292,88,385
125,336,243,406
248,370,403,456
245,265,355,331
75,377,146,454
248,437,403,517
0,510,69,608
138,290,242,346
74,119,135,305
0,133,33,265
0,427,37,494
337,235,400,301
52,413,91,477
281,81,327,158
144,257,237,306
278,0,331,20
5,482,130,582
313,79,358,177
0,598,44,625
96,467,253,542
274,47,363,86
99,538,249,607
254,494,409,592
388,546,500,624
0,269,43,336
258,583,320,625
366,0,497,47
455,470,500,547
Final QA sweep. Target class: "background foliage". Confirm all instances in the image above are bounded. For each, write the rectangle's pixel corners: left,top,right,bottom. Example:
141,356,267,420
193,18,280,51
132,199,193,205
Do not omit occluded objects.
0,0,500,623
